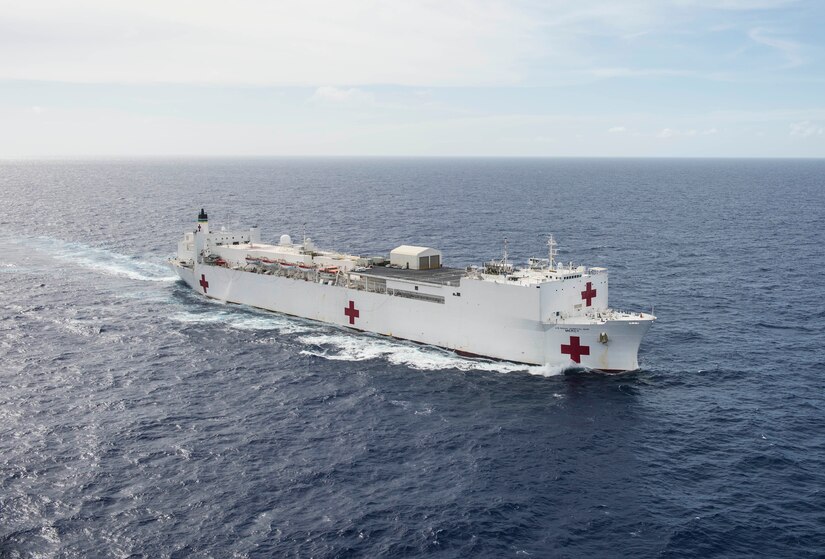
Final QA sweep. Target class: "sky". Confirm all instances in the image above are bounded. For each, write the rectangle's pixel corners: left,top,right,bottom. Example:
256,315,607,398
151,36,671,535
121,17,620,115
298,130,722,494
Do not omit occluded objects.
1,0,824,157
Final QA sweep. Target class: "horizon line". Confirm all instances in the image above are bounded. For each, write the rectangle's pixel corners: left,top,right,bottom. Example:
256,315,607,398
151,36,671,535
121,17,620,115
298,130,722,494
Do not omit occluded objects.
3,154,825,161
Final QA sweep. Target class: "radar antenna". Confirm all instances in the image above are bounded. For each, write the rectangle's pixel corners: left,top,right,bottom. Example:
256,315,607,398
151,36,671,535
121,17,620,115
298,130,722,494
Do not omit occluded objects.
547,234,558,269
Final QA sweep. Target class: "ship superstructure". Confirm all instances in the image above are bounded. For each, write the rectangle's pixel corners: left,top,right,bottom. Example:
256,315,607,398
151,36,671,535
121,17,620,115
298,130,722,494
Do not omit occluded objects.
170,209,655,371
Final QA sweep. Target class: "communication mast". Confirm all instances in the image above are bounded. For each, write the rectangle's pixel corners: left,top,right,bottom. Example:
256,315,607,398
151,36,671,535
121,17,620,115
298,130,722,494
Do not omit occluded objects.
547,234,558,269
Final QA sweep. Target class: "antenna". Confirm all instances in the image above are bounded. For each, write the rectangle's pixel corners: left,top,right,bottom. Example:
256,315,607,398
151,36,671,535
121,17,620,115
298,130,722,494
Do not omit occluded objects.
547,234,558,268
503,236,509,267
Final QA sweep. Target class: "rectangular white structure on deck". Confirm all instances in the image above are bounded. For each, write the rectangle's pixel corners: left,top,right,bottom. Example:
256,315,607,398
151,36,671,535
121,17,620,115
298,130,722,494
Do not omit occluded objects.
390,245,442,270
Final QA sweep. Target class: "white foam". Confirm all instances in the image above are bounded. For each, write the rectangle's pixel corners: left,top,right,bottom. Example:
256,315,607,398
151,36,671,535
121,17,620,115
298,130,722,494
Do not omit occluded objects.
0,262,21,274
62,319,103,337
169,310,316,334
10,306,107,339
231,315,316,333
24,236,177,282
298,333,568,376
523,364,571,378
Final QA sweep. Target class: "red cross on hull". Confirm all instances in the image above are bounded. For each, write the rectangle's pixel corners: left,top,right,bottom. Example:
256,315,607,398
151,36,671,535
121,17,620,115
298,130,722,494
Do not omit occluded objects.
199,274,209,293
561,335,590,364
581,282,597,306
344,300,360,325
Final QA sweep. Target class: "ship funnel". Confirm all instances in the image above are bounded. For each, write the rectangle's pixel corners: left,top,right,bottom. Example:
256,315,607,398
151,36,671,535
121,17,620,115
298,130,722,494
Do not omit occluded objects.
196,208,209,234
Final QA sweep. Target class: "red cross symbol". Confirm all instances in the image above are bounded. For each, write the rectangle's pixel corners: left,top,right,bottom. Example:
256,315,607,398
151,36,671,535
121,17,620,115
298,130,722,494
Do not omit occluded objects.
561,336,590,363
344,300,360,324
581,282,597,306
199,274,209,293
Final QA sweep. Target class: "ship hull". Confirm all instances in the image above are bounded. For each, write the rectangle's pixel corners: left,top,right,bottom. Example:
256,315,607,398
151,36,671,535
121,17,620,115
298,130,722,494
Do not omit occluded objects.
172,262,651,372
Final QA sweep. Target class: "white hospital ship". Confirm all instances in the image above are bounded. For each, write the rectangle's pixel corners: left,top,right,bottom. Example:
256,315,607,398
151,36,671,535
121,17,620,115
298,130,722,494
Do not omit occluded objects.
170,209,655,371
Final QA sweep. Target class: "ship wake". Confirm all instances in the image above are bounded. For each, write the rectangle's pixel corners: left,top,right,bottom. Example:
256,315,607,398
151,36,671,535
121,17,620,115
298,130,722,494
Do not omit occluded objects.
169,308,317,335
20,236,177,282
168,302,569,376
298,333,568,376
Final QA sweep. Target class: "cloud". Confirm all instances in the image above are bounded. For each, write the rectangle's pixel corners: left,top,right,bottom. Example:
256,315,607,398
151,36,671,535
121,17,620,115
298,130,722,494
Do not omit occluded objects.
657,127,719,138
0,0,811,87
0,1,538,86
584,67,731,82
682,0,799,9
608,126,627,133
309,86,375,105
789,121,824,137
706,108,825,123
748,27,803,67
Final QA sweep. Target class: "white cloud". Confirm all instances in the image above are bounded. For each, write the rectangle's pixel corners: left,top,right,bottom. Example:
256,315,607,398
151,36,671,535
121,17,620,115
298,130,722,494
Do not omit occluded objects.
1,104,821,157
584,67,732,83
656,126,718,138
309,86,375,105
789,121,824,137
0,0,539,86
682,0,799,9
1,1,820,158
0,0,808,87
748,27,803,67
706,108,825,123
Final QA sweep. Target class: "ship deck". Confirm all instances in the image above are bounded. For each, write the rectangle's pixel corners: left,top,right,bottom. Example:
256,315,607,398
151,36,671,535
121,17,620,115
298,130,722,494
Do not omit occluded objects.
357,266,465,286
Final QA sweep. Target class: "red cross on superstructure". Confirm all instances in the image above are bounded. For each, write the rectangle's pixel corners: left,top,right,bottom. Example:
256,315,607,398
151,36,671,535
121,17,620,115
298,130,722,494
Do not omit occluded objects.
581,282,597,306
561,336,590,364
344,300,360,325
199,274,209,293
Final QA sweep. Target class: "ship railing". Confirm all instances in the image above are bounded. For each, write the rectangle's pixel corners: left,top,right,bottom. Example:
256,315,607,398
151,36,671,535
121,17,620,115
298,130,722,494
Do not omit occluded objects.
386,288,445,304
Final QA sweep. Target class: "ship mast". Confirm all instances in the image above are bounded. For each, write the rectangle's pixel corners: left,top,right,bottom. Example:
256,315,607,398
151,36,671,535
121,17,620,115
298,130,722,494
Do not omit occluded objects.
547,234,558,269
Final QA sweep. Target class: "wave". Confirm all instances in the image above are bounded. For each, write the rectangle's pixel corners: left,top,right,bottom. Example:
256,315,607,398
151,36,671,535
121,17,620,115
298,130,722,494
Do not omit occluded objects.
169,309,318,335
0,262,21,274
297,333,568,376
165,271,570,376
170,299,569,376
166,297,565,374
21,236,178,282
755,321,811,332
8,304,105,338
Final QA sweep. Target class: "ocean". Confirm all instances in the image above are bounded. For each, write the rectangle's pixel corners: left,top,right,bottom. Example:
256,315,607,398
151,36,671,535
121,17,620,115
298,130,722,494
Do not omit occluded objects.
1,157,823,557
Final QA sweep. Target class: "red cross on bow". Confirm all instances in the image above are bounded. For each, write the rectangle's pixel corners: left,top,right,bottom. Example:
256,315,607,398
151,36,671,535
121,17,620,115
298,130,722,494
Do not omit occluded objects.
561,335,590,363
581,282,597,306
344,300,360,324
199,274,209,293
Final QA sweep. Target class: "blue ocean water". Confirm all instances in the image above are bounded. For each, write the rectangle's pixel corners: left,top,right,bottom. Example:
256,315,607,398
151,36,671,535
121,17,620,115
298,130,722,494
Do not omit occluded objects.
1,157,824,558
